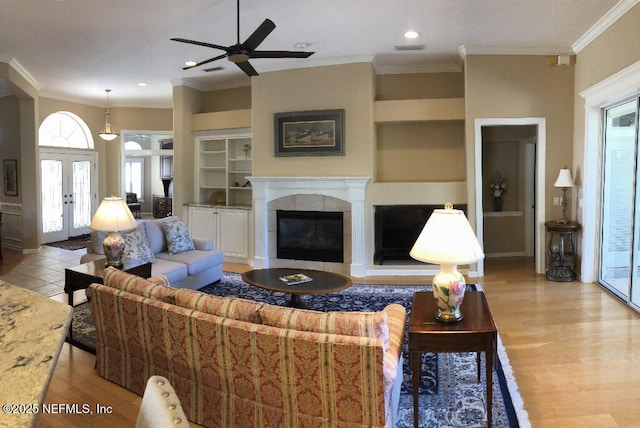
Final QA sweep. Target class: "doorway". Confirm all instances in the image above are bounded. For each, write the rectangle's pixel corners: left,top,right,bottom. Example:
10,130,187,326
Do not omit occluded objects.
40,150,97,243
121,131,173,217
474,118,546,276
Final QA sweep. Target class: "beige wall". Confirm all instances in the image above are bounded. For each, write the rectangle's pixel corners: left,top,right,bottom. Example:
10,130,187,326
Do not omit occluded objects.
201,86,251,113
573,4,640,210
0,96,21,204
465,55,575,225
251,63,376,178
376,72,464,100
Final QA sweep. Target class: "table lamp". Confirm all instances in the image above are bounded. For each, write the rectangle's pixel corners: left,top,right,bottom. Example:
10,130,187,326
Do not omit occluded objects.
410,203,485,322
554,167,574,223
89,195,138,267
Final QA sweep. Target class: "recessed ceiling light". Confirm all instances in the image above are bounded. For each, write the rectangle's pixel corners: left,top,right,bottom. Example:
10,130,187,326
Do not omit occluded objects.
137,82,148,87
185,61,197,67
404,31,419,39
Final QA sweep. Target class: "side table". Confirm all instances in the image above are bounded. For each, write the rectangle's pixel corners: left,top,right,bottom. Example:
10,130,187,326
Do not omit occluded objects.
409,291,497,428
544,220,580,281
65,257,151,341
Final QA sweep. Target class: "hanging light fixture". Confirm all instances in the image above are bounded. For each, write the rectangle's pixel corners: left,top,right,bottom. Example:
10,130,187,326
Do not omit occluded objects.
98,89,119,141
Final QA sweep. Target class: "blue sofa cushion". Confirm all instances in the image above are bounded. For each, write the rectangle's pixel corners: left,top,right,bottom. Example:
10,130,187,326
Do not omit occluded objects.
156,250,224,276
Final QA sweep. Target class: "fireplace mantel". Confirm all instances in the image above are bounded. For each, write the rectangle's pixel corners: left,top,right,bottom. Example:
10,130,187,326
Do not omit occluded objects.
248,177,370,277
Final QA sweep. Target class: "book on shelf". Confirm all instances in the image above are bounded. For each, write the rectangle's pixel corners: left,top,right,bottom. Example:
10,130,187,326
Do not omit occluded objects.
279,273,313,286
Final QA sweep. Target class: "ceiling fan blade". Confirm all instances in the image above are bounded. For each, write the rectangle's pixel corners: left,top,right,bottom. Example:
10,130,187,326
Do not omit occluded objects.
251,50,315,59
242,19,276,51
171,37,230,52
235,60,259,76
183,53,228,70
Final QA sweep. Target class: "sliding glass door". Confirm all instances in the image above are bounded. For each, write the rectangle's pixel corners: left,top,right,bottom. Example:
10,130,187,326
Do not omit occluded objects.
600,97,640,310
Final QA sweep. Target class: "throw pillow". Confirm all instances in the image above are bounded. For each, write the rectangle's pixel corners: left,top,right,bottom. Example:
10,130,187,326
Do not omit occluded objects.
123,227,156,263
163,221,195,255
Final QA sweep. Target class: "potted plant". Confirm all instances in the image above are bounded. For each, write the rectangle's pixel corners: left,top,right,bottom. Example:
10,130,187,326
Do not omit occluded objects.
490,175,507,212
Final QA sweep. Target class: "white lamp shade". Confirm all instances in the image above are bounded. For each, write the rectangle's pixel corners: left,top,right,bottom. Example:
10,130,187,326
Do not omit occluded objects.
89,196,138,232
410,207,485,265
554,168,574,188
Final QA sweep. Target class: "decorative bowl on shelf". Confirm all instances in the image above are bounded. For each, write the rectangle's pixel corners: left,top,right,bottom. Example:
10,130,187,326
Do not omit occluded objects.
209,191,226,205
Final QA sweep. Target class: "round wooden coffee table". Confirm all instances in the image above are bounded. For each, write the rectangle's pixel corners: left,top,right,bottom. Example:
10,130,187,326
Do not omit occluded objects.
242,268,352,308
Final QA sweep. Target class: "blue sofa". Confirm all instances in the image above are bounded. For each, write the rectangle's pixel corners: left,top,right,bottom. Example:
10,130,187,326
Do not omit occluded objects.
81,216,223,290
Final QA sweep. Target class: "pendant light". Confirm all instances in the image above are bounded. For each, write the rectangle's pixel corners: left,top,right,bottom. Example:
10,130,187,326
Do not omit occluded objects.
98,89,119,141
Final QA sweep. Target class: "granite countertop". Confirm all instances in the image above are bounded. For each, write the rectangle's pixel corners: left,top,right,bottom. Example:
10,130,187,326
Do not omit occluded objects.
0,281,72,428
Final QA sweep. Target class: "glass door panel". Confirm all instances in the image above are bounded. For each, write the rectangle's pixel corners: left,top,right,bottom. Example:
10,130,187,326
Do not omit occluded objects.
600,99,638,301
41,158,65,239
71,159,92,233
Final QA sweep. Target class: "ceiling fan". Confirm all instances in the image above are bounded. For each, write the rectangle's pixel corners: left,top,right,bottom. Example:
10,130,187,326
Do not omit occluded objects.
171,0,315,77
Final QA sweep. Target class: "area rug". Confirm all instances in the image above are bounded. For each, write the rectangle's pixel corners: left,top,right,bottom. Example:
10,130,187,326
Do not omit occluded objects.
45,234,91,251
71,272,529,427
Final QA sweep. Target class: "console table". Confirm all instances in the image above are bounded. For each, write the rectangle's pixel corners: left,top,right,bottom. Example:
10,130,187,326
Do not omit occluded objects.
64,258,151,341
545,220,580,281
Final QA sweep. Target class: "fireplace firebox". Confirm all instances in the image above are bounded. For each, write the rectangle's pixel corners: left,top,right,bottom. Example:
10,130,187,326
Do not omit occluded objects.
277,210,344,263
374,204,467,264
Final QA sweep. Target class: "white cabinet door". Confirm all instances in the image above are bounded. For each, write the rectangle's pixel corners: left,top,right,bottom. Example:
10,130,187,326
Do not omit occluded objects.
218,209,248,258
187,205,250,261
188,206,216,242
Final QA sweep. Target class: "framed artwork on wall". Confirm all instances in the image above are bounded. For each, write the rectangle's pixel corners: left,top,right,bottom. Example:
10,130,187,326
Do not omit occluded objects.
3,159,18,196
274,109,345,156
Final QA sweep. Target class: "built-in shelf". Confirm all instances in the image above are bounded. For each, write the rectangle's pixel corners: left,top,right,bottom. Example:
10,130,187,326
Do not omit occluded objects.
483,211,523,217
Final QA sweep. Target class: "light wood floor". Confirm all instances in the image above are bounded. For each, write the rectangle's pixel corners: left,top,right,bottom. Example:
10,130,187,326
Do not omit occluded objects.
37,258,640,427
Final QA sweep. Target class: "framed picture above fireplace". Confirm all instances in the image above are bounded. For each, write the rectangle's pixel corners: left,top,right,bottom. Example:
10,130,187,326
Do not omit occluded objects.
274,109,345,156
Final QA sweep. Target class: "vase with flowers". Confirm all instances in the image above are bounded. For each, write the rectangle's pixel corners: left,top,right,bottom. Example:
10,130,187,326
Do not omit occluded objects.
490,175,507,212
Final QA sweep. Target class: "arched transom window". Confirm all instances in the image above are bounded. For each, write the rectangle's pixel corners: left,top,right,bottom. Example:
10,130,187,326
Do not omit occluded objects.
39,111,95,149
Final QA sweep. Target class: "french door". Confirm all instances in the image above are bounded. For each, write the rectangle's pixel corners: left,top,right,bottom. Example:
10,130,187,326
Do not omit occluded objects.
599,97,640,311
40,150,97,243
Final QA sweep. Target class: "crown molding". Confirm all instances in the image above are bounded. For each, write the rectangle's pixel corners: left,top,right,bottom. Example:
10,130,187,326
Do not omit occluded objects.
459,45,573,58
573,0,640,53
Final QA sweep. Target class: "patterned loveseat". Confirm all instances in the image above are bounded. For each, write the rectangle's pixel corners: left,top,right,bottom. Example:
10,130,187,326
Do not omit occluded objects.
87,268,406,428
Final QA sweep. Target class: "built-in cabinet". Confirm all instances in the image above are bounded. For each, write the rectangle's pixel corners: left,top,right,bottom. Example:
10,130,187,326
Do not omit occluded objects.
189,127,253,263
194,128,252,207
186,205,250,262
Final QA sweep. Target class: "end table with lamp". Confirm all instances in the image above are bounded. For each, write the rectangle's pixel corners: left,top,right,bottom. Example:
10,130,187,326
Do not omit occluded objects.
547,167,580,281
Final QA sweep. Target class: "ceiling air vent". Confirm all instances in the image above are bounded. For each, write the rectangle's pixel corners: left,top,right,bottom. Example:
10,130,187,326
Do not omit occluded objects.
394,44,425,51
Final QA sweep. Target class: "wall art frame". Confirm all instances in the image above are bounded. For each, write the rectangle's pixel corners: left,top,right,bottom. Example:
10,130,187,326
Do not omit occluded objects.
3,159,18,196
274,109,345,156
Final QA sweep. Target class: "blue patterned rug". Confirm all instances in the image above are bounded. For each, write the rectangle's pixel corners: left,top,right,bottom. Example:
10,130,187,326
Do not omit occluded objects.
71,272,528,427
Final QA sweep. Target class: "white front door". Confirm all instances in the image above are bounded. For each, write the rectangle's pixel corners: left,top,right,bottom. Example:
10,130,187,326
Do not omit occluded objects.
40,150,97,243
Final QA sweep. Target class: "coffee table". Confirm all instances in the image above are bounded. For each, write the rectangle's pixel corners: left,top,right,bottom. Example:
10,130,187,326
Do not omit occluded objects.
242,268,352,307
64,257,152,341
409,291,497,428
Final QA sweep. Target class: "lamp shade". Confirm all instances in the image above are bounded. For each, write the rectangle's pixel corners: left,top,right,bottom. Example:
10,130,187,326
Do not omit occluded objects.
410,205,485,265
89,196,138,232
554,168,574,188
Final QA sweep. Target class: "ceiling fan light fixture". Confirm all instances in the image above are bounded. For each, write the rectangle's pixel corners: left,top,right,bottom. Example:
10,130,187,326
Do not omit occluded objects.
98,89,119,141
227,50,250,63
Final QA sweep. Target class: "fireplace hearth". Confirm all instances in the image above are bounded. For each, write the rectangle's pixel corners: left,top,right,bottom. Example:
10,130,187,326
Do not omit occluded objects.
277,210,344,263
